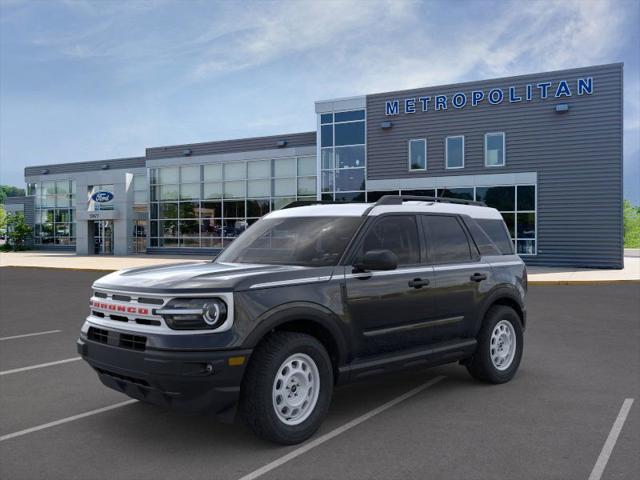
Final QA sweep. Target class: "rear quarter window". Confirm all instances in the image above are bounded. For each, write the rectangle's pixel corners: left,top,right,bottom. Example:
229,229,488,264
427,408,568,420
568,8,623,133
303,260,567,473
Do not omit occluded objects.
476,218,514,255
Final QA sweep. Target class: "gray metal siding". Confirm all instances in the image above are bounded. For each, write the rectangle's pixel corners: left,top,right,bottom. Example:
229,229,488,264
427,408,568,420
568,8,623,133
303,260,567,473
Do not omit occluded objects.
24,157,145,177
366,63,623,268
146,131,317,159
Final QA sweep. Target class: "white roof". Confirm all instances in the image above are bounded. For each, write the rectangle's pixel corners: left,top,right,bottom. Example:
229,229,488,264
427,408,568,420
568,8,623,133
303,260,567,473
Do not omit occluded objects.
266,201,503,220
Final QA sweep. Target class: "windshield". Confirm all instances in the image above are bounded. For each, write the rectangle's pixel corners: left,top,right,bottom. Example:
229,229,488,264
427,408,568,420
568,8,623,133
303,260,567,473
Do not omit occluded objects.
216,216,363,266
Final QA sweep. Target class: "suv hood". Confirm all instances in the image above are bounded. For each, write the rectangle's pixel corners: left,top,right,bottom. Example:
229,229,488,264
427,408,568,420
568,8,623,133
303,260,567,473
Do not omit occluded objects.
92,261,330,293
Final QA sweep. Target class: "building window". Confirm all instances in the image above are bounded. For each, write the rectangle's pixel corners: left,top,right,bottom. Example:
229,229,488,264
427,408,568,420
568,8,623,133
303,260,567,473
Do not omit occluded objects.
32,179,76,246
320,109,366,202
475,184,536,255
148,155,317,249
485,132,505,167
409,139,427,171
445,136,464,169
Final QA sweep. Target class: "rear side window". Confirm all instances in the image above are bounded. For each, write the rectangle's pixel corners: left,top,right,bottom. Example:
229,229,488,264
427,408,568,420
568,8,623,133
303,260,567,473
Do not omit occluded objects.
476,219,514,255
463,218,502,256
422,215,472,263
358,216,420,265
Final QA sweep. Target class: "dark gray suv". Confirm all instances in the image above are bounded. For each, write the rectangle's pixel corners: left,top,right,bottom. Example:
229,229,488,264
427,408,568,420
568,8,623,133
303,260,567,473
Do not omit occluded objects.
78,195,527,444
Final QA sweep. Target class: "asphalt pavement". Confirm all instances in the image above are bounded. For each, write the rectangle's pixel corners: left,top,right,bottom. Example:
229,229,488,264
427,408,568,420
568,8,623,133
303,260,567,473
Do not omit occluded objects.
0,267,638,480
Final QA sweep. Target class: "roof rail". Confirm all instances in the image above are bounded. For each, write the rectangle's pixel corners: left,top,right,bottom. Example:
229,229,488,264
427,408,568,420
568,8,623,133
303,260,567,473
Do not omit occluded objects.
362,194,485,216
282,200,336,209
375,195,485,206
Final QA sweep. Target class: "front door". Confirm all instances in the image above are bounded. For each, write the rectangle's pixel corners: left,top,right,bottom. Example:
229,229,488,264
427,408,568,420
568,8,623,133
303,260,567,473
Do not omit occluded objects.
343,215,437,357
93,220,114,255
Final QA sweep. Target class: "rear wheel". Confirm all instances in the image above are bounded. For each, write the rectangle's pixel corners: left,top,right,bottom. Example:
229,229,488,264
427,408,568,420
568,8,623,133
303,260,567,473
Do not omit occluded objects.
466,305,523,383
240,332,333,444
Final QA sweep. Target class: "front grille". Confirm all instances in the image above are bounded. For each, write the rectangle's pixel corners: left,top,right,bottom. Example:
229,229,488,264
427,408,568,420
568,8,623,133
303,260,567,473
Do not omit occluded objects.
137,297,164,305
119,333,147,351
112,294,132,302
135,318,161,326
90,290,167,330
88,327,108,344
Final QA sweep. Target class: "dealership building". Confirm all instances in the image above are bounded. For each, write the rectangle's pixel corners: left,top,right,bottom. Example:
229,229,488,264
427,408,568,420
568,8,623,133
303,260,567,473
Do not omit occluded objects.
13,63,623,268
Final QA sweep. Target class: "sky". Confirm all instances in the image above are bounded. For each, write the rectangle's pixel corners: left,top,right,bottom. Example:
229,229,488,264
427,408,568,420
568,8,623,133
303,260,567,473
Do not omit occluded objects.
1,0,639,203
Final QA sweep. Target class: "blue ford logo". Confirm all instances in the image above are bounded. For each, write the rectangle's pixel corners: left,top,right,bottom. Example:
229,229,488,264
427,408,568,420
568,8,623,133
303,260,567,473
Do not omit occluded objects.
91,191,114,203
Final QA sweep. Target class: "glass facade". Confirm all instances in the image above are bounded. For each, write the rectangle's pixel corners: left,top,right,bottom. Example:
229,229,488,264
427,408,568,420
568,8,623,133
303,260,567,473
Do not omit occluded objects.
320,110,366,203
32,180,76,245
149,156,317,248
365,185,537,255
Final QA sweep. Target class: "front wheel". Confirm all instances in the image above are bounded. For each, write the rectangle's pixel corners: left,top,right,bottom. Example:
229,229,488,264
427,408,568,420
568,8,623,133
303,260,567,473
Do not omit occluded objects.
466,305,523,384
240,332,333,444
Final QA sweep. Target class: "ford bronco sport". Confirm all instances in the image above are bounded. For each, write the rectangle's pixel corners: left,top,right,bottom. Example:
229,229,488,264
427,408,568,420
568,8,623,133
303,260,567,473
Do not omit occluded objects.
78,195,527,444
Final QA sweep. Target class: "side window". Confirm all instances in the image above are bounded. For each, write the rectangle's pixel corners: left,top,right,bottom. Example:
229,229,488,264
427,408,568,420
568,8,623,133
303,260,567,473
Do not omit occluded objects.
422,215,472,263
476,218,514,255
358,216,420,265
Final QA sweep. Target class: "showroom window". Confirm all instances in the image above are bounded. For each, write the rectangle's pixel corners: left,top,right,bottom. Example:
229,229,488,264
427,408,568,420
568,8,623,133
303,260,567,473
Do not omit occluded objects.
149,156,317,249
408,139,427,171
31,179,76,246
320,109,366,202
475,185,536,255
485,132,505,167
445,136,464,169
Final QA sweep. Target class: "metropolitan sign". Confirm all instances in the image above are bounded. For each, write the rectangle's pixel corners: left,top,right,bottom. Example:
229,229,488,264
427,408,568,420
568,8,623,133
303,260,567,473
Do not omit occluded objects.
384,76,594,115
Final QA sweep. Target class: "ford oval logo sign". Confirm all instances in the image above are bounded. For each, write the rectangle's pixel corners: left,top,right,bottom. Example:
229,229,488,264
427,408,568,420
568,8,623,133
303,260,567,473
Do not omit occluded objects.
91,191,114,203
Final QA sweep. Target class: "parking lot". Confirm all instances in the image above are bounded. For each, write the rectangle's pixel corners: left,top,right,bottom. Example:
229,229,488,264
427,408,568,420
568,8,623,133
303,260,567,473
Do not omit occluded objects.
0,267,638,480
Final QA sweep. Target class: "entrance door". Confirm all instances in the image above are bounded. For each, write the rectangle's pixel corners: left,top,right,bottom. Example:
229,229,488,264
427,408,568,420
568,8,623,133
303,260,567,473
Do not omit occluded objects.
93,220,114,255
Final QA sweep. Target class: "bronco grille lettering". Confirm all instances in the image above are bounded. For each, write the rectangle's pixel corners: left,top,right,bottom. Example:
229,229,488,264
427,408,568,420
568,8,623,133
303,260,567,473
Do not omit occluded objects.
89,299,149,315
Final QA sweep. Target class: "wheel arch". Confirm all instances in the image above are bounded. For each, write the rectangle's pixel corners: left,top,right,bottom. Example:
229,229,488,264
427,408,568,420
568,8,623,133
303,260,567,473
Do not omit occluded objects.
477,287,526,332
244,302,350,373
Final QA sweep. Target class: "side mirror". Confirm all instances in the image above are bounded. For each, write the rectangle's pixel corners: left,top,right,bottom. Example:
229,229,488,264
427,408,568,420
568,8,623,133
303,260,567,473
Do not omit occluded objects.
355,249,398,272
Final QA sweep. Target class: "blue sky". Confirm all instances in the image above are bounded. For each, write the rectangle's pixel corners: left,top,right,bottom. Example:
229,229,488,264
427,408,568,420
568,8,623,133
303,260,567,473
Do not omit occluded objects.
1,0,639,202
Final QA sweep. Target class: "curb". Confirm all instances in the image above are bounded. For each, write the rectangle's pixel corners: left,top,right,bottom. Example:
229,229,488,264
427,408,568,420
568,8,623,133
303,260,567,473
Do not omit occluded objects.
529,279,640,285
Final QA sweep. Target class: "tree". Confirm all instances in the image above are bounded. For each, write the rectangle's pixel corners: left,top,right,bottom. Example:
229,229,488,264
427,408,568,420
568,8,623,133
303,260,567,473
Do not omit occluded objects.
5,212,32,251
0,205,6,232
623,199,640,248
0,185,26,204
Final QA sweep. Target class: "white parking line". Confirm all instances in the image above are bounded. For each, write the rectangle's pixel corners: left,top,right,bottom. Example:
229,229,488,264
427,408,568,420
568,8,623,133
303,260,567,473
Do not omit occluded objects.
0,357,81,376
0,399,138,442
0,329,62,341
588,398,635,480
237,375,446,480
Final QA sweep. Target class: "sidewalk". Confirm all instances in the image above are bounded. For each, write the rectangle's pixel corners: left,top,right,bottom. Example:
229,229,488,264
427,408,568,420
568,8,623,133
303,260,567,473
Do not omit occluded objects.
0,251,210,271
1,250,639,284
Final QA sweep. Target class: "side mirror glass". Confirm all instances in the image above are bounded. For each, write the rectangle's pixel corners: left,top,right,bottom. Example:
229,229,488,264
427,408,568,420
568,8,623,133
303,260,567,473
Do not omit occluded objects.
355,249,398,272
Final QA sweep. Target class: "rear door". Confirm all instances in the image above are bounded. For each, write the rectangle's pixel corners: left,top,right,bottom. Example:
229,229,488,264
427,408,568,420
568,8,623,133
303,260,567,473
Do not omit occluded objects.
421,214,492,341
343,214,437,357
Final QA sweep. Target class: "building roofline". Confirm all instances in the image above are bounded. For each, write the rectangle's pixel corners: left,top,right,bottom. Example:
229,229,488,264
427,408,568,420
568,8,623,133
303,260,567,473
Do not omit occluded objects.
24,156,146,177
145,130,316,160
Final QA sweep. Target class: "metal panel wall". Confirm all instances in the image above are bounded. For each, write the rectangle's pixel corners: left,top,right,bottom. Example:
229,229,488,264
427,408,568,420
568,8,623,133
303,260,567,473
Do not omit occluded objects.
365,63,623,268
146,132,316,160
24,157,145,177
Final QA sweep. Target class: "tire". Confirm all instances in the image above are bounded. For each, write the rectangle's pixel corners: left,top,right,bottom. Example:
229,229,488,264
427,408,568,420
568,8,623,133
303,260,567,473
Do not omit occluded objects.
466,305,523,384
239,331,333,444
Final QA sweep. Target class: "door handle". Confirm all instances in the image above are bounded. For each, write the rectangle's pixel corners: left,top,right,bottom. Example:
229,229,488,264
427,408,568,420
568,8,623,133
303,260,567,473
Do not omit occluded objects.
408,278,430,289
470,272,487,282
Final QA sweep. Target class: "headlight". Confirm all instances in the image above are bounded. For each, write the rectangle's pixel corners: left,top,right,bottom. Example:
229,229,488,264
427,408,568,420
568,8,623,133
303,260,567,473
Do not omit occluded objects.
156,298,228,330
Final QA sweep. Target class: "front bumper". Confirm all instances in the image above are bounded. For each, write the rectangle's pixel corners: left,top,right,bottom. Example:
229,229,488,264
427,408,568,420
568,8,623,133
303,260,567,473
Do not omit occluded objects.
77,329,251,418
